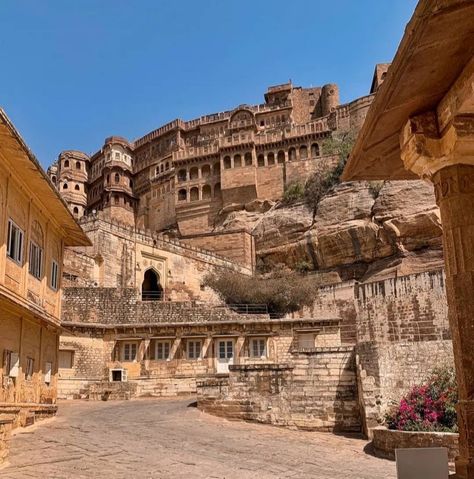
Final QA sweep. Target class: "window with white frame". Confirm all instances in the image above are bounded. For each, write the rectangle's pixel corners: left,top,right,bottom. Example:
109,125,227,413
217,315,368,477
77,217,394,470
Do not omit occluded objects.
122,342,138,362
25,357,34,380
44,361,52,385
28,241,43,279
7,219,24,264
154,340,170,360
187,340,202,360
250,338,267,358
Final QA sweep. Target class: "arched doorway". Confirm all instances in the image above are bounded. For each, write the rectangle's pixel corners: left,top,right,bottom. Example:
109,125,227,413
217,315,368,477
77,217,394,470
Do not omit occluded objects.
141,269,163,301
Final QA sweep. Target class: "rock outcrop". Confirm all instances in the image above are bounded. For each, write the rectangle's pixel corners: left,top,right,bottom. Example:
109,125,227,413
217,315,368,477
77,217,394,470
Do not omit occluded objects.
215,180,443,282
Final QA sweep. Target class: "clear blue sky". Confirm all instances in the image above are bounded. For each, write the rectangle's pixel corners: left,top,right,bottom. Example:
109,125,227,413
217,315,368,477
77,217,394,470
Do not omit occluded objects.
0,1,417,168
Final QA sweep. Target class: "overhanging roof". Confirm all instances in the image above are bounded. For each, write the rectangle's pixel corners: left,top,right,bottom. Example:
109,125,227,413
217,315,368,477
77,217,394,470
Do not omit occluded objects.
0,109,91,247
343,0,474,181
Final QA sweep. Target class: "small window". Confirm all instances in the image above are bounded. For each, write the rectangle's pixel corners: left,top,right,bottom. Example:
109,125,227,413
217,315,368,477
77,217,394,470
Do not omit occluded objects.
58,350,74,369
114,173,120,184
63,182,68,190
7,219,24,264
250,338,267,358
187,340,202,360
25,357,34,380
115,152,120,160
50,260,59,290
75,161,81,170
64,160,70,168
74,184,80,191
3,350,19,378
155,341,171,360
28,241,43,279
298,333,315,349
223,156,231,169
44,361,52,385
122,342,137,362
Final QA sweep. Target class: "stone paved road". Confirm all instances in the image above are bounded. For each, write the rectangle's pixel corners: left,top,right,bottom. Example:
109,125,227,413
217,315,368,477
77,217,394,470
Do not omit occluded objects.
1,398,396,479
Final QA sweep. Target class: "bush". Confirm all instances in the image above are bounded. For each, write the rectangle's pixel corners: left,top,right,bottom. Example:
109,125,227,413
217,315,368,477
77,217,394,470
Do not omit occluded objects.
385,366,458,432
368,180,384,199
203,269,320,317
304,130,357,214
282,182,305,204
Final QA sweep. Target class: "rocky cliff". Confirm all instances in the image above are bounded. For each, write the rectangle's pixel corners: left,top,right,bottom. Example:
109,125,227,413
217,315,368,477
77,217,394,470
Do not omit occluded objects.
214,180,443,283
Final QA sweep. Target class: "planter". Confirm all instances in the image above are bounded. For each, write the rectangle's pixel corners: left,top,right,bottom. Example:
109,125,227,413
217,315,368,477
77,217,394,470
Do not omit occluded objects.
372,426,459,462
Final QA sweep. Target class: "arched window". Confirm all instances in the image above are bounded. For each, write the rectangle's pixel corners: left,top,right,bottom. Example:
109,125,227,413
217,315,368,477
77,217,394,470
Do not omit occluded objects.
73,207,79,216
114,195,119,205
165,162,170,170
106,174,110,184
75,161,81,170
213,162,220,174
233,154,242,168
277,151,285,163
244,152,253,166
178,169,187,182
64,160,70,168
202,184,212,200
311,143,320,157
129,179,133,188
190,167,199,180
257,154,265,167
299,145,308,160
190,187,199,201
288,147,297,161
178,189,187,202
160,164,164,173
51,176,56,184
63,182,68,190
201,165,211,177
223,156,231,169
75,184,80,191
114,173,120,184
214,182,221,197
267,152,275,165
141,269,163,301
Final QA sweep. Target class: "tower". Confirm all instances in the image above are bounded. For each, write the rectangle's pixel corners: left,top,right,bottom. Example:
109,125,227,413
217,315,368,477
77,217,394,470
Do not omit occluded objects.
57,150,89,219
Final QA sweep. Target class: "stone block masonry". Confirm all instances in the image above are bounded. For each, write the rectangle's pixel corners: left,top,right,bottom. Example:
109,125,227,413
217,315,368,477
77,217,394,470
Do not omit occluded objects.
197,347,360,432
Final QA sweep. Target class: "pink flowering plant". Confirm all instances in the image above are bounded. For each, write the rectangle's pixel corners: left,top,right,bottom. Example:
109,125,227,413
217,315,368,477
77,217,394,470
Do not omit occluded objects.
385,367,458,432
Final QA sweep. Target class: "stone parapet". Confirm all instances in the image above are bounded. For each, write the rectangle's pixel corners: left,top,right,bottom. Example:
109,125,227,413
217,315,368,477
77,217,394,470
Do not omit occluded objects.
372,426,459,462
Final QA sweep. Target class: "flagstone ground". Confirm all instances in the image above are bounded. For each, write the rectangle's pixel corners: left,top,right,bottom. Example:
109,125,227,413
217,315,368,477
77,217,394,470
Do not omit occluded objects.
1,398,396,479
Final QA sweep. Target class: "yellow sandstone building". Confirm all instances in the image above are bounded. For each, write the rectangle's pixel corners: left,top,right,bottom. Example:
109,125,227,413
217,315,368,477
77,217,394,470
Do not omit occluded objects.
0,108,90,459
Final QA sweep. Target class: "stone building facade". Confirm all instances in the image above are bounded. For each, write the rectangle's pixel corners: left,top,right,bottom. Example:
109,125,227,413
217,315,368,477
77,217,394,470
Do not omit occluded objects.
0,109,90,462
47,80,376,268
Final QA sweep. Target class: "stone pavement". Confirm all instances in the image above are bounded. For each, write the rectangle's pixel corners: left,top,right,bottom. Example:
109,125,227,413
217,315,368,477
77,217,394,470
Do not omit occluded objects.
1,398,396,478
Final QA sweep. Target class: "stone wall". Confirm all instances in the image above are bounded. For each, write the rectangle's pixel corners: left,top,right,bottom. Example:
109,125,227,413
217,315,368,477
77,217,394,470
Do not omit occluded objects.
372,426,459,462
354,270,453,435
64,216,252,299
197,347,360,432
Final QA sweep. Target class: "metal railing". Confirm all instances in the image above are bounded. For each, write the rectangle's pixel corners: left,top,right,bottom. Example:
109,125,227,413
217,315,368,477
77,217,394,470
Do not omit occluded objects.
141,290,165,302
226,304,268,315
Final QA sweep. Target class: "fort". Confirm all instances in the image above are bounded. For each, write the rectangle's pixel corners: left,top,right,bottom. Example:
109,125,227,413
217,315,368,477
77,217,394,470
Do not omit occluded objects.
39,64,456,438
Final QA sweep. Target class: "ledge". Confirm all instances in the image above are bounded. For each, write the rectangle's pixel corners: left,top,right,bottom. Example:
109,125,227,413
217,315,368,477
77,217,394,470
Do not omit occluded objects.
229,363,293,372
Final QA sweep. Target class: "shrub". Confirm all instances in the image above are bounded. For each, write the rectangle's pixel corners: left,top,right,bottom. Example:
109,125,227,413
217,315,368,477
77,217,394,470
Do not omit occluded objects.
385,366,458,432
368,180,384,199
304,129,357,214
282,182,305,204
203,269,320,317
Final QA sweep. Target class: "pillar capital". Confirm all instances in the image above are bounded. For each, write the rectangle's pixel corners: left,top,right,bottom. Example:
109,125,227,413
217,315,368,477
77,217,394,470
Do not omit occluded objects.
400,112,474,180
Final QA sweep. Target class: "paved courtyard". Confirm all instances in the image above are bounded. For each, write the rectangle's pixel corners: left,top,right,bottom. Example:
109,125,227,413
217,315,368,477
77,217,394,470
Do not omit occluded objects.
1,398,396,479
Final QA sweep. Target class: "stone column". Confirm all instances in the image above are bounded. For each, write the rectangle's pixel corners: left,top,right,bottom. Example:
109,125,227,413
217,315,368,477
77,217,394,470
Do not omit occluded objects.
433,164,474,478
401,112,474,478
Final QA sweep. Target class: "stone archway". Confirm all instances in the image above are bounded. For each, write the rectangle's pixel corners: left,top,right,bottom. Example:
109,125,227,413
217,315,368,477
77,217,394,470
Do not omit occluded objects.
141,268,163,301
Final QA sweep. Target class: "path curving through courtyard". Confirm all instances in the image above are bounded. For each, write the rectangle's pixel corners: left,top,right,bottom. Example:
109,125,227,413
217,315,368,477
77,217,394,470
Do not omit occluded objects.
1,398,396,478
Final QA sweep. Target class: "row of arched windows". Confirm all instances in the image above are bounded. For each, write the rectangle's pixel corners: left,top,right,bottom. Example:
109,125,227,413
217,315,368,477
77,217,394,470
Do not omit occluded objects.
177,183,221,202
177,163,220,182
63,160,83,170
62,182,83,192
155,162,171,175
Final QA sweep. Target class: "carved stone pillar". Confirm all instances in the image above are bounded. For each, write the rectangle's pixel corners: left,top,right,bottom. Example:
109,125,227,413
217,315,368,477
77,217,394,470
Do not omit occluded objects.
433,165,474,478
401,112,474,478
